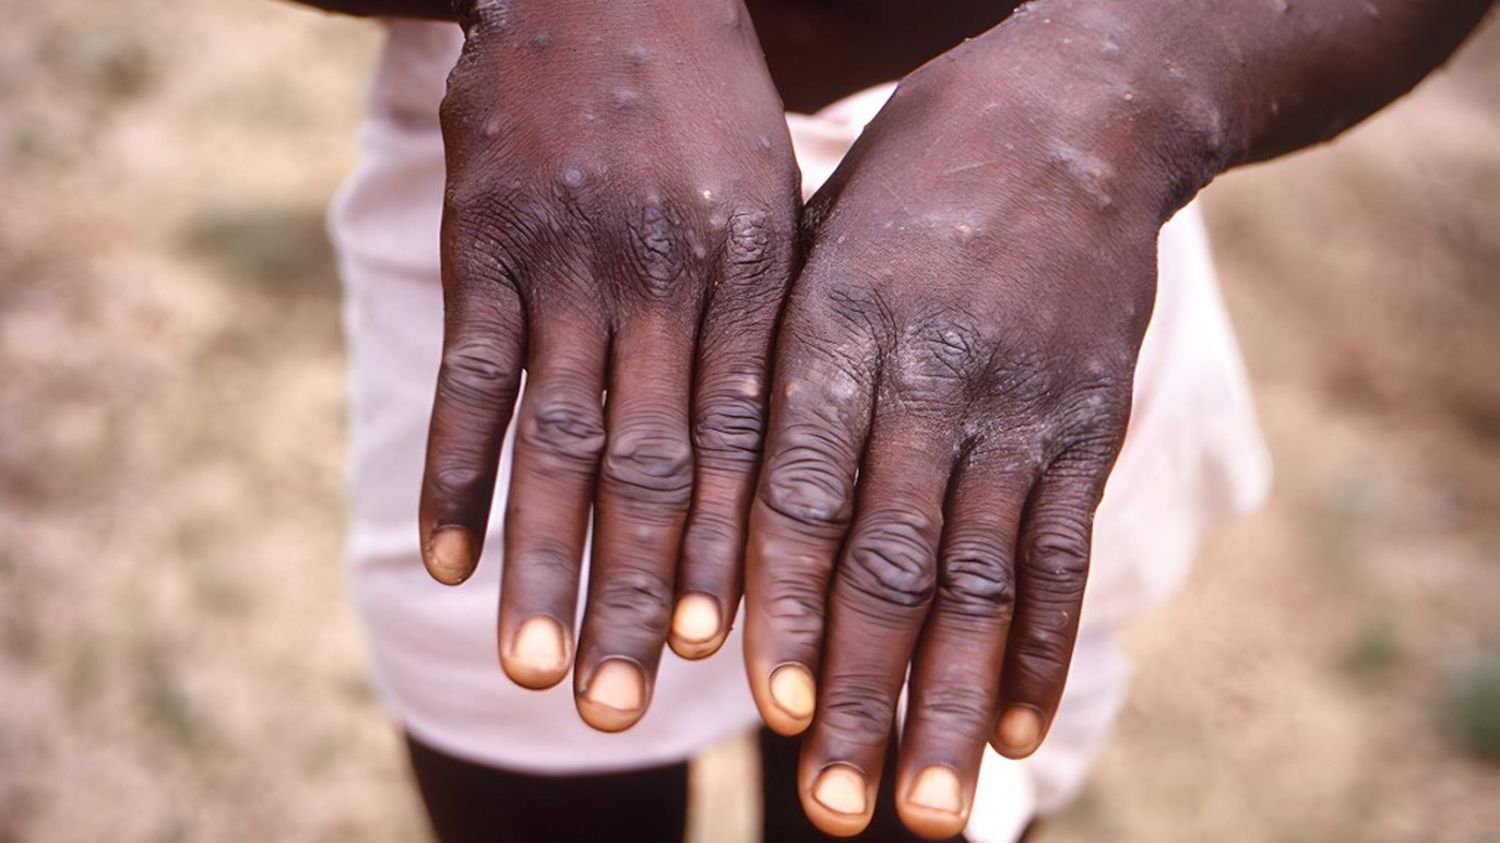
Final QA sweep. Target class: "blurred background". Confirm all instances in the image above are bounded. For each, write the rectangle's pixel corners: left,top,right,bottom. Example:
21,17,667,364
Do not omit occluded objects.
1,1,1497,840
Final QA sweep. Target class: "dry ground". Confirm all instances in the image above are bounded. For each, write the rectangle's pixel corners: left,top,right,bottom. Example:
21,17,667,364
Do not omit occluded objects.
1,1,1496,841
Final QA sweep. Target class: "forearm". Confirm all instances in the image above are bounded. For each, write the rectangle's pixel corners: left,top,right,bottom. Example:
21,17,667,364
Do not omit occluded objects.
277,0,454,21
952,0,1494,214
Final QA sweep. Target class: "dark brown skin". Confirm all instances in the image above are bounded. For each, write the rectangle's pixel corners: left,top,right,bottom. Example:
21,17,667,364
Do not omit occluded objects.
285,0,1492,835
429,0,801,731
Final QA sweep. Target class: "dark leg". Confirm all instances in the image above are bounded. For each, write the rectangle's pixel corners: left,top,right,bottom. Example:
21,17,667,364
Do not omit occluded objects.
758,727,963,843
405,732,689,843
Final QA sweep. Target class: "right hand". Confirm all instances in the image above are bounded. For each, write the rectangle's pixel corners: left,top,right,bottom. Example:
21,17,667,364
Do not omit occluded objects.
743,34,1174,834
420,0,800,732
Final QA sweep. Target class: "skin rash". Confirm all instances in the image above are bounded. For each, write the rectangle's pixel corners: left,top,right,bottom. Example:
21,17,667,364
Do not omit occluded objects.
283,0,1494,836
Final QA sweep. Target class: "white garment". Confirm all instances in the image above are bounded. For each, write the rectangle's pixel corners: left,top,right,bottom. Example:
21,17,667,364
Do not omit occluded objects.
330,21,1270,843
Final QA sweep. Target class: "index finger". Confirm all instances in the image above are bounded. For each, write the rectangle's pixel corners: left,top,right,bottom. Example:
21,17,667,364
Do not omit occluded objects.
744,292,878,736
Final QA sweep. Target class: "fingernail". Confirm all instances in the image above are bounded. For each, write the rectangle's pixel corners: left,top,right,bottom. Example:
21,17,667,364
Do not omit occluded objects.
585,659,644,713
813,765,868,816
671,593,721,644
509,616,568,675
997,705,1044,754
908,766,962,814
426,528,473,584
769,663,816,720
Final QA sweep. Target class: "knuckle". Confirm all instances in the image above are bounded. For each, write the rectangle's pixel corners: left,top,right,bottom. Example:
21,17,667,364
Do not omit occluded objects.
895,311,989,395
1023,512,1092,595
622,195,696,299
695,386,765,465
841,509,940,610
977,343,1053,413
427,463,490,502
1055,429,1123,474
759,575,828,641
601,423,694,504
820,675,898,740
719,206,791,296
446,179,533,237
445,204,541,289
520,392,606,464
1051,360,1132,430
681,509,739,566
777,334,873,408
939,536,1016,618
509,534,578,577
914,684,994,728
815,276,895,340
1011,622,1076,682
777,291,879,384
438,335,519,405
592,564,672,626
724,207,773,272
759,438,856,534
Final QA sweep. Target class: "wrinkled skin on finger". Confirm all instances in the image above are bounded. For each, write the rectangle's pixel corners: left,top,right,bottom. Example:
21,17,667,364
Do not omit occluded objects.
420,0,800,731
743,28,1194,838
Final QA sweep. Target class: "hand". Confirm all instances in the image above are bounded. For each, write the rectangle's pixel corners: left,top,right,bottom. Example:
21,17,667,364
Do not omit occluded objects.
743,32,1189,836
420,0,799,731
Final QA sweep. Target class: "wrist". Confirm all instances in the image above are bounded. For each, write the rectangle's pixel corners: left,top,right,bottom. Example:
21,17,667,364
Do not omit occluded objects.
915,1,1240,223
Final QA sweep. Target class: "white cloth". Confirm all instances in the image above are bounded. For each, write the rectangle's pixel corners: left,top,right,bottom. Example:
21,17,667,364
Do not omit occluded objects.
330,21,1270,843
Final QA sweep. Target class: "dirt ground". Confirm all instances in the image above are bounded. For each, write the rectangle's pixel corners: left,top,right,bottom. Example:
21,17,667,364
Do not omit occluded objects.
1,2,1496,841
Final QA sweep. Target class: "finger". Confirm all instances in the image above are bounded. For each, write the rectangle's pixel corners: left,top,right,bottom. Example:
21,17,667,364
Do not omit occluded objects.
496,307,608,691
993,452,1110,758
672,209,794,659
418,278,526,586
573,311,697,732
896,452,1033,838
797,418,953,838
744,303,876,737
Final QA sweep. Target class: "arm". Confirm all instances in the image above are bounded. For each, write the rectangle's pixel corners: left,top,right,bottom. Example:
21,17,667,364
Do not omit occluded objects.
277,0,453,20
744,0,1494,837
956,0,1497,212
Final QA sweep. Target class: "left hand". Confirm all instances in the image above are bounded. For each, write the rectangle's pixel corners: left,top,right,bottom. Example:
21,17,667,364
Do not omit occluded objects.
743,28,1192,837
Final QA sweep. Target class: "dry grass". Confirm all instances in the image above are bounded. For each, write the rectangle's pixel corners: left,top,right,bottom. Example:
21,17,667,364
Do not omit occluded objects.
1,1,1496,840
